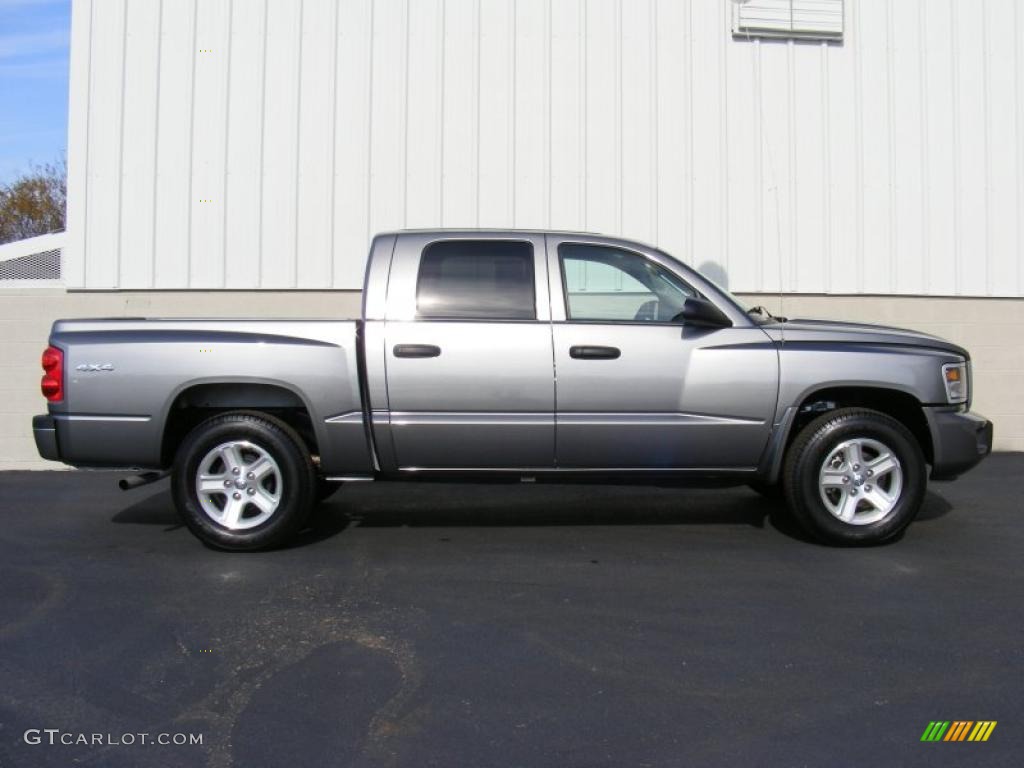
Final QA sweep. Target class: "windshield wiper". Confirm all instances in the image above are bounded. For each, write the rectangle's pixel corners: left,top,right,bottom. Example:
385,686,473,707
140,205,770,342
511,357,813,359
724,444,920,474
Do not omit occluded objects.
747,306,788,323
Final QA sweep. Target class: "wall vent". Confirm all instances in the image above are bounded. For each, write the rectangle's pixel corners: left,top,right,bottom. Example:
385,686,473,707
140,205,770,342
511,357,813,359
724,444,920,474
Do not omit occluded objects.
732,0,844,41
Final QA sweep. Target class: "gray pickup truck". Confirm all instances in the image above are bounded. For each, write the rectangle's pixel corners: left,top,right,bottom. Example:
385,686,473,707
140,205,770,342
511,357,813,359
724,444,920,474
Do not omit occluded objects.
34,230,992,549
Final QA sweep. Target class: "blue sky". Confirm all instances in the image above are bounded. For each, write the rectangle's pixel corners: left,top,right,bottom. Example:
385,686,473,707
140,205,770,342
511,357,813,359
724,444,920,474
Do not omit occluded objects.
0,0,70,184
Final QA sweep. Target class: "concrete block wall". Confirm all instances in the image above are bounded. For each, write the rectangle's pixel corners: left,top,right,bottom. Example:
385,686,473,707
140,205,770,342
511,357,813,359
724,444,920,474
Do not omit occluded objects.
0,288,1020,469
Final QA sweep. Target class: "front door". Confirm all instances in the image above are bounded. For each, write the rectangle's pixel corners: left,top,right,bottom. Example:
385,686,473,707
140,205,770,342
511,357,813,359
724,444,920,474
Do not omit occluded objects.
549,239,777,470
384,235,555,470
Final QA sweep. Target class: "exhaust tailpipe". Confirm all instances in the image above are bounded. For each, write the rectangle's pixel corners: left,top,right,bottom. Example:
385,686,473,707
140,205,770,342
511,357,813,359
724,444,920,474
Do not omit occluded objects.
118,470,170,491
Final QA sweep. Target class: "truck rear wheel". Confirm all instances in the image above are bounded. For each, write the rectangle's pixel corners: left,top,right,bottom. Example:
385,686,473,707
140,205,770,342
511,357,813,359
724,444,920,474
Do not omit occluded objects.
783,408,927,545
171,411,316,550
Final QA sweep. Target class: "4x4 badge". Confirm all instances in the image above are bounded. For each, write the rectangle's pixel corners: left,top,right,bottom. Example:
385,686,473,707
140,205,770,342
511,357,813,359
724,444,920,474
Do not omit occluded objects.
76,363,114,372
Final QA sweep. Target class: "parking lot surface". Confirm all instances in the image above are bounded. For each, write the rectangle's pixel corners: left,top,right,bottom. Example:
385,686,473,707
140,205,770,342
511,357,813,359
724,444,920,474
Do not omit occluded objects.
1,456,1022,767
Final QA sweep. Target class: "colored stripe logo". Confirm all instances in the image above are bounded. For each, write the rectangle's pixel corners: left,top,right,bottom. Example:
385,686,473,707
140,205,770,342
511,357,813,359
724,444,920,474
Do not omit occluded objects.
921,721,997,742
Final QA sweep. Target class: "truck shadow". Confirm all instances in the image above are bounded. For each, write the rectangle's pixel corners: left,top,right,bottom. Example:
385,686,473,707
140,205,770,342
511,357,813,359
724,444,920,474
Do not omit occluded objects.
110,485,182,529
304,485,954,547
111,483,954,548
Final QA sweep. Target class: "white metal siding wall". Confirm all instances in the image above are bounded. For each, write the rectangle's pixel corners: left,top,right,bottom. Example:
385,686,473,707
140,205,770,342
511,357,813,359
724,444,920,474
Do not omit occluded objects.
65,0,1024,295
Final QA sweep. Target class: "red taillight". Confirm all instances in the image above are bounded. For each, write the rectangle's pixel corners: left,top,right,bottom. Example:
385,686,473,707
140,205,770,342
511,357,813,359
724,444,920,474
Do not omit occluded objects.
41,345,63,402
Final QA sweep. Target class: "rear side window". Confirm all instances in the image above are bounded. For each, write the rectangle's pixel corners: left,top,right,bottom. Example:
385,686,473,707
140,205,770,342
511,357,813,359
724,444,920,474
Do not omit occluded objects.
416,240,536,320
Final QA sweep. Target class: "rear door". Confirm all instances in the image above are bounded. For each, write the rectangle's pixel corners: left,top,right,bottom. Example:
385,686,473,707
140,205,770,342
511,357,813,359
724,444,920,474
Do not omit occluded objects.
383,233,555,470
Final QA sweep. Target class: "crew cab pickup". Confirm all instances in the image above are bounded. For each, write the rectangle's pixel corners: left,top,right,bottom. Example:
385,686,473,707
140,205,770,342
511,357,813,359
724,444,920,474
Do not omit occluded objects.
33,230,993,549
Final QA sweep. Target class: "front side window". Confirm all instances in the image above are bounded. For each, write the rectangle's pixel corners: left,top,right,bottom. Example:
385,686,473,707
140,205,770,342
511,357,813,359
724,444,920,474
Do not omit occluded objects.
417,240,536,320
559,243,696,322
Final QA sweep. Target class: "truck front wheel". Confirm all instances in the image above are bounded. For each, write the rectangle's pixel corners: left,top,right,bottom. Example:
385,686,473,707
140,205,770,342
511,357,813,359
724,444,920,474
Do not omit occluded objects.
171,411,316,550
783,408,927,545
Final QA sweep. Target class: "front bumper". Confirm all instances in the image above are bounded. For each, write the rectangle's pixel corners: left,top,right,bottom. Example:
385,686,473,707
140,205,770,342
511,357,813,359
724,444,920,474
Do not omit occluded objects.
926,408,993,480
32,414,61,462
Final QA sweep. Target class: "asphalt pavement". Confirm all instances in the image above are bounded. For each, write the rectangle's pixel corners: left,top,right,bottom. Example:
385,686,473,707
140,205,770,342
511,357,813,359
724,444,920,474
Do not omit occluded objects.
1,455,1022,767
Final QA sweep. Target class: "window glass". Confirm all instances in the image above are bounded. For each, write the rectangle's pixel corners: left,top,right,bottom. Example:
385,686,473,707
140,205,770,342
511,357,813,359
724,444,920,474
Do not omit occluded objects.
559,243,695,322
417,240,536,320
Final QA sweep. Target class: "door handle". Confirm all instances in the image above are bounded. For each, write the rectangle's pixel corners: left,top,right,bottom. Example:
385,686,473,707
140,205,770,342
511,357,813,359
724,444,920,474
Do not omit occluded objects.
393,344,441,358
569,345,621,360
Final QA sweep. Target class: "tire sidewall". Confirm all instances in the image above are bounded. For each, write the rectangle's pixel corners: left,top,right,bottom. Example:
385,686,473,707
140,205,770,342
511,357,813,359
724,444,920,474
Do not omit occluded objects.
172,413,314,550
788,411,927,545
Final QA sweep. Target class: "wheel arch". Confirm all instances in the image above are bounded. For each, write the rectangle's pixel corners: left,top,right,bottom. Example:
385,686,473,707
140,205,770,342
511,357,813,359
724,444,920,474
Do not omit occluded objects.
161,381,322,466
763,385,934,484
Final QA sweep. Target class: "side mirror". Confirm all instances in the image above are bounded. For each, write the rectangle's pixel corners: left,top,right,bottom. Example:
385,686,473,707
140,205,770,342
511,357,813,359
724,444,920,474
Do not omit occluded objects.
672,297,732,328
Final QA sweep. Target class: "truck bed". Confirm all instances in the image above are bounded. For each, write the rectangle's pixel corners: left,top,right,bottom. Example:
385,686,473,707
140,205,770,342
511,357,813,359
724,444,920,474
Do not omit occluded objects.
44,318,374,474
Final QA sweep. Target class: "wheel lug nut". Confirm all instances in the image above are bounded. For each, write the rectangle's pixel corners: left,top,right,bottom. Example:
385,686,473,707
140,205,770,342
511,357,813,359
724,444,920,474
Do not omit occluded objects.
224,479,231,487
247,472,255,480
842,476,849,483
232,492,242,500
232,467,240,475
867,470,873,476
853,464,860,471
850,488,858,495
864,485,872,492
247,487,256,496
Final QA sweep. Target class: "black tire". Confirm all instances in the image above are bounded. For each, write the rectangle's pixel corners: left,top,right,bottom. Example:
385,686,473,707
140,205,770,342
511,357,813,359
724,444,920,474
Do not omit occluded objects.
783,408,927,546
171,410,316,551
316,479,342,503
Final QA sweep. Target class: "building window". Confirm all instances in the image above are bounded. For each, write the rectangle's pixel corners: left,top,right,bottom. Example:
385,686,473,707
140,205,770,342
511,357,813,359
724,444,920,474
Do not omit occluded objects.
416,240,536,320
731,0,843,42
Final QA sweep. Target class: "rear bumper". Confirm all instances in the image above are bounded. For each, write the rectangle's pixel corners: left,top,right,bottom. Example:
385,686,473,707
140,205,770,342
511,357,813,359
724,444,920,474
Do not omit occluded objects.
32,414,61,462
926,408,993,480
33,412,159,468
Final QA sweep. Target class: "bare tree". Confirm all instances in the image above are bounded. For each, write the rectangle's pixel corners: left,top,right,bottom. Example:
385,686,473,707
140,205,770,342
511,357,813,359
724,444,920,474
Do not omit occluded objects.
0,159,67,244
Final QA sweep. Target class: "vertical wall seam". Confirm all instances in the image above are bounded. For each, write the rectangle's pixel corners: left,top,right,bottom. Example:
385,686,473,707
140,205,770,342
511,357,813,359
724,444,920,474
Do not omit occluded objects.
1016,0,1024,295
292,0,304,288
852,0,863,292
980,0,991,295
292,0,303,288
753,39,763,290
580,0,587,230
185,0,198,287
257,0,268,287
719,0,728,276
651,0,659,245
328,0,340,287
510,0,516,225
821,41,831,293
150,0,163,288
402,0,410,228
919,0,930,294
686,2,694,261
547,0,553,229
886,0,897,293
474,0,481,226
615,0,623,233
82,0,95,287
438,0,446,225
365,0,376,246
221,0,234,288
786,40,795,292
63,0,86,285
114,0,128,288
949,0,961,295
